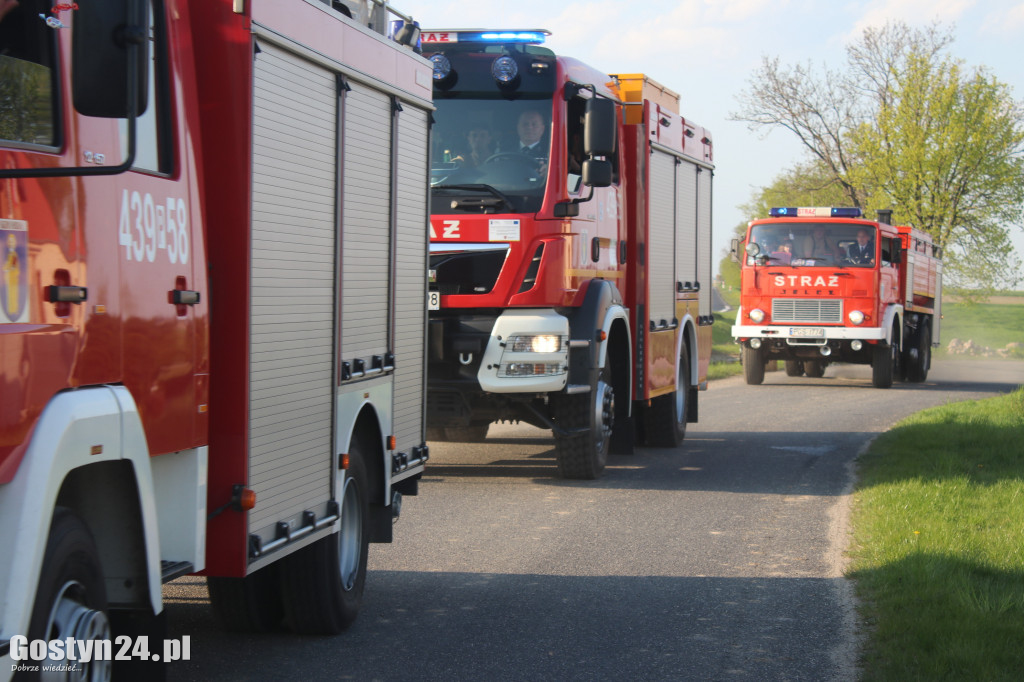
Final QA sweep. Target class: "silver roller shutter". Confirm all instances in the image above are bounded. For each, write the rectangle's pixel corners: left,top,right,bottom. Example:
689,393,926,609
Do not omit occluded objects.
648,150,676,324
248,41,336,532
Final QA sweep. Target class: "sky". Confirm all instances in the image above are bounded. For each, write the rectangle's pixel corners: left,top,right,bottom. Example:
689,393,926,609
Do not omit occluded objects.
395,0,1024,276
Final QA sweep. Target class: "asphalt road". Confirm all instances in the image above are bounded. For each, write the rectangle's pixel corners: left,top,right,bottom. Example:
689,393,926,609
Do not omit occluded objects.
164,358,1023,681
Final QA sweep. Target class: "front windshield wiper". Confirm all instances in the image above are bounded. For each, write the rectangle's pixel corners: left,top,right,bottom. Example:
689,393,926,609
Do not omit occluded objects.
433,183,517,213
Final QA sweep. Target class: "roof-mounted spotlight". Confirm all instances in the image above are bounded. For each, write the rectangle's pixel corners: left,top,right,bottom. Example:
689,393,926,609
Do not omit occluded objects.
491,55,519,87
430,53,457,89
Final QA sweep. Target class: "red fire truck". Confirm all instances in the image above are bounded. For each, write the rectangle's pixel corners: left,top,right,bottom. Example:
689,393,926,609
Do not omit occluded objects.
731,207,942,388
421,30,715,479
1,0,430,673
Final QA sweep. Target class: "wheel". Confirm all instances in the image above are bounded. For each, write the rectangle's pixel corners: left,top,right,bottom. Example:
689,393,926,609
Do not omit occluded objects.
743,345,765,385
803,360,826,378
279,433,371,634
872,340,896,388
784,359,804,377
905,325,931,383
28,507,112,681
553,363,614,479
207,565,284,633
644,343,690,447
442,422,490,442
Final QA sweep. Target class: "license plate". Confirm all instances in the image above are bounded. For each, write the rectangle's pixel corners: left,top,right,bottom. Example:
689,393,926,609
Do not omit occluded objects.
790,327,824,337
427,290,440,311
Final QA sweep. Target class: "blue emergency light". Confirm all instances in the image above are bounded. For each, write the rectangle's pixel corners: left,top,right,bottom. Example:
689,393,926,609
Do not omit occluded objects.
769,207,863,218
421,29,550,45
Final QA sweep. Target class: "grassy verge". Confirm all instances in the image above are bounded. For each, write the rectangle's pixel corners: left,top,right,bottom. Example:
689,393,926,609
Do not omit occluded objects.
848,388,1024,680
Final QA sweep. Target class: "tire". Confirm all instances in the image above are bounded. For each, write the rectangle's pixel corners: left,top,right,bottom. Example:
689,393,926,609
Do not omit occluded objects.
553,363,614,479
803,360,826,378
279,434,371,634
27,507,112,681
905,325,931,383
644,342,690,448
207,565,284,633
784,360,804,377
442,422,490,442
743,345,765,385
872,339,896,388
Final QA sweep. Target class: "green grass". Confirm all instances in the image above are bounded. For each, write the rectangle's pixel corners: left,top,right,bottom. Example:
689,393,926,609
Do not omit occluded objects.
849,388,1024,680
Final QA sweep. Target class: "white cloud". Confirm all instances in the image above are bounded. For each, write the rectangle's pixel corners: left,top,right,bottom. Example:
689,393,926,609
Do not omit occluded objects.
847,0,976,39
979,2,1024,35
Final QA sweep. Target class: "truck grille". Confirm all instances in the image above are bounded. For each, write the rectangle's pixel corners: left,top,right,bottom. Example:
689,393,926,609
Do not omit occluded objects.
429,245,510,295
772,299,843,323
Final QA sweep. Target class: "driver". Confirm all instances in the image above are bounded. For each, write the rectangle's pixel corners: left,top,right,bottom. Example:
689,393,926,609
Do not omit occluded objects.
513,109,548,176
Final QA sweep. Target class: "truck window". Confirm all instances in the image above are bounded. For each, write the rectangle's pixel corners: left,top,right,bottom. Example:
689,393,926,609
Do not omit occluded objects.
431,97,552,213
119,0,171,174
0,1,58,147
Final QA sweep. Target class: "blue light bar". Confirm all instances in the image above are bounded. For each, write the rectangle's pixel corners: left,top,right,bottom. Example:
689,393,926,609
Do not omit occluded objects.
769,207,863,218
421,29,550,45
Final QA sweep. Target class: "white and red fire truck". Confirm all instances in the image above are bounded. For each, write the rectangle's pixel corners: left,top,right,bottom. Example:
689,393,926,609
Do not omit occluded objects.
1,0,431,675
421,30,715,478
731,207,942,388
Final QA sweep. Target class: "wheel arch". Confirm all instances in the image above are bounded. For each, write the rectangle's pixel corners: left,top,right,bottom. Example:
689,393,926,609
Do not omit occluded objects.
0,386,163,645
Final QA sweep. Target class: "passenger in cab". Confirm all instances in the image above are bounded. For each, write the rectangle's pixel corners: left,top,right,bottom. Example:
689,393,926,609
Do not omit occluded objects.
801,225,839,261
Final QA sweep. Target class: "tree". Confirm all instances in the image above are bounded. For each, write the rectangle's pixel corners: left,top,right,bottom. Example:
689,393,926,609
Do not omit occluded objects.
732,21,1024,290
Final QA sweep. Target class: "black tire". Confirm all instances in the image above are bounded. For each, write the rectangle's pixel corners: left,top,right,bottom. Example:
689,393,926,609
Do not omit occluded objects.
443,422,490,442
644,343,690,448
279,434,371,634
553,363,614,479
784,360,804,377
743,345,765,385
27,507,112,681
872,339,896,388
905,325,931,383
207,565,284,633
803,360,826,378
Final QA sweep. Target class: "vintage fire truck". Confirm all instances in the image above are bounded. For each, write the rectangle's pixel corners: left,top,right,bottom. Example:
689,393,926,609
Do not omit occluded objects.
421,30,715,478
1,0,431,675
731,207,942,388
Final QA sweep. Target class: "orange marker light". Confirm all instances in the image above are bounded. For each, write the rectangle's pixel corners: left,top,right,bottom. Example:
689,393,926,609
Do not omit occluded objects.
340,453,350,470
387,435,397,450
239,488,257,511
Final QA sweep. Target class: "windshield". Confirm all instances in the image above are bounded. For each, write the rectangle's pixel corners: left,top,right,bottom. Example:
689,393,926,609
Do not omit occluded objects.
431,98,552,214
748,222,878,267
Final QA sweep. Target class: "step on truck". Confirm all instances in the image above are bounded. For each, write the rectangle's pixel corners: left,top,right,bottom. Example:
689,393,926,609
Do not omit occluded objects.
0,0,431,677
731,207,942,388
422,30,715,478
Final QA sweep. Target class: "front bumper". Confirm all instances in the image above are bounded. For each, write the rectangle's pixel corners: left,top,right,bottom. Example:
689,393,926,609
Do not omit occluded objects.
731,324,886,342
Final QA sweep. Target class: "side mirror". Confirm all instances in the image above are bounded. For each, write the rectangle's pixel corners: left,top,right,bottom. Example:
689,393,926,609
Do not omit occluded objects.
730,238,741,263
73,0,148,118
583,98,616,157
582,159,612,188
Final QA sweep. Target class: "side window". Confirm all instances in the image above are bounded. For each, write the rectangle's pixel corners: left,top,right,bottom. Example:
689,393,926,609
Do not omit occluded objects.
0,2,59,147
120,0,171,174
881,237,895,266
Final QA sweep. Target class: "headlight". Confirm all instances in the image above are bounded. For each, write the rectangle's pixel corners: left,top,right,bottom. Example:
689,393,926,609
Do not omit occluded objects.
749,308,765,323
507,334,563,353
848,310,865,325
